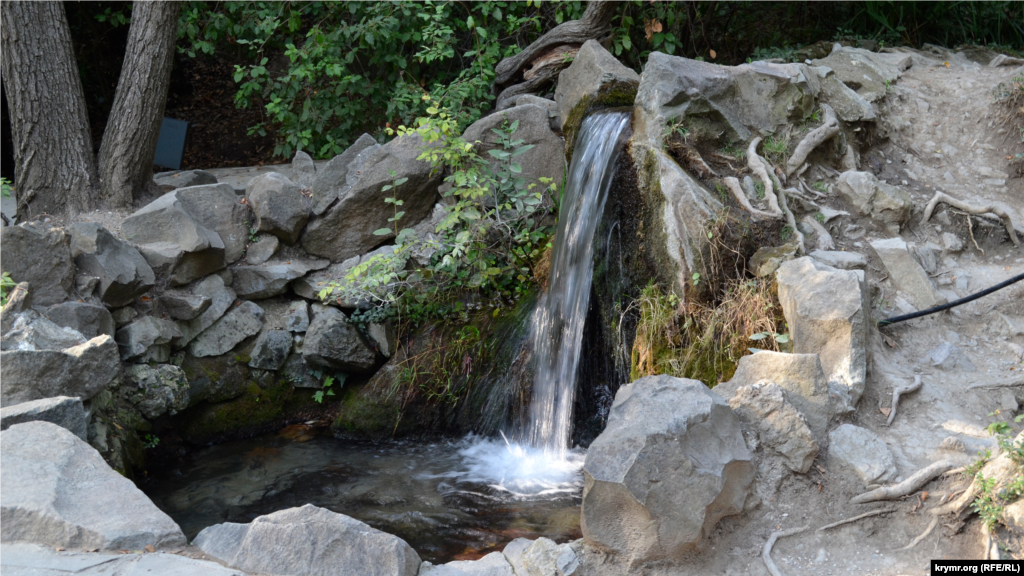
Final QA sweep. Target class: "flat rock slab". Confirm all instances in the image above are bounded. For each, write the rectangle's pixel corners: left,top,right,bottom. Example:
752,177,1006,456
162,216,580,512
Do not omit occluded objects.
0,543,246,575
194,504,420,576
188,301,264,358
1,422,186,550
420,552,515,576
870,237,947,310
1,336,120,408
828,423,898,486
0,396,86,440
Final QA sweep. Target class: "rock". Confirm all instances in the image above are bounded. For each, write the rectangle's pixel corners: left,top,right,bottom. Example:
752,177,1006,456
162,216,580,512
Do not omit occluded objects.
283,301,309,332
123,364,191,419
231,258,330,300
501,537,575,576
156,291,211,321
367,322,396,358
717,351,833,440
554,40,640,131
0,421,186,549
1,314,87,351
247,173,310,245
922,342,976,372
814,67,876,122
111,306,138,327
776,257,868,412
835,171,912,226
291,150,317,188
513,94,560,131
44,302,115,339
555,543,582,576
409,203,447,267
303,307,378,373
1,542,249,575
420,552,515,576
69,223,155,308
193,504,420,576
990,53,1024,67
1,281,31,335
153,169,219,192
172,275,237,348
246,234,279,265
941,232,963,253
291,256,360,301
0,397,86,440
302,134,441,262
310,133,379,216
174,184,250,264
729,382,819,473
811,46,910,102
749,244,798,277
827,424,898,485
125,191,227,286
0,222,75,306
281,354,321,388
249,330,292,370
116,316,182,362
188,301,264,358
870,237,947,310
581,375,754,561
461,103,565,199
808,249,867,270
1,335,119,407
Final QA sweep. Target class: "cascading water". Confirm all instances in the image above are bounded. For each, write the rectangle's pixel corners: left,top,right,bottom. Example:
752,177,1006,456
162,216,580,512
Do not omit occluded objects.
520,110,632,454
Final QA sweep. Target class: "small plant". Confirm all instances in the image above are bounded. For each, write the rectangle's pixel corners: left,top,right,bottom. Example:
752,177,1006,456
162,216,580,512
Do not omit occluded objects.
814,212,826,223
1,177,12,198
761,134,789,165
812,181,829,193
143,434,160,449
248,225,259,243
691,272,701,287
311,370,345,403
753,181,765,200
749,331,790,346
780,224,794,241
1,272,15,307
664,117,690,144
884,78,892,92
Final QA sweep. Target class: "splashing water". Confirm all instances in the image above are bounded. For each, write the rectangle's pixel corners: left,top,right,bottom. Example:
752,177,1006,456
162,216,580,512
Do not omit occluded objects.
521,110,632,455
450,432,586,497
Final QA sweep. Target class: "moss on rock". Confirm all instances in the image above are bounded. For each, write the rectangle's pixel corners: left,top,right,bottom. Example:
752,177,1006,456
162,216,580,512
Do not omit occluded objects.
179,380,294,444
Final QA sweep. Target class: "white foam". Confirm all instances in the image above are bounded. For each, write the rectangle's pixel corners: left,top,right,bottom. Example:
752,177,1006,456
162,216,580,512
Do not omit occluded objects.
446,433,585,498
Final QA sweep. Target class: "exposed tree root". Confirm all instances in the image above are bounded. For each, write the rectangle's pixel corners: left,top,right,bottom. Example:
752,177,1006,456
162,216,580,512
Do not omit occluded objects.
777,185,805,254
982,523,1001,560
762,525,809,576
886,375,922,426
851,459,957,504
786,104,839,177
723,177,781,220
746,138,783,218
672,144,717,180
921,191,1021,247
802,213,834,251
902,478,978,550
967,379,1023,390
817,508,894,532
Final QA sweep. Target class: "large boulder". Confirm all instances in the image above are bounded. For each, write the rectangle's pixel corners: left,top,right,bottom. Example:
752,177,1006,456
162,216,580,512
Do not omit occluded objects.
116,316,182,362
501,537,581,576
835,171,912,227
172,274,237,349
581,375,754,562
45,301,115,339
728,382,819,473
776,257,868,412
69,223,155,307
0,222,75,306
0,421,186,550
231,258,330,300
1,313,87,351
153,169,218,192
249,329,292,370
461,104,565,197
0,396,87,440
714,351,834,440
123,364,191,419
310,133,379,216
0,336,119,407
303,307,378,373
123,191,227,286
301,134,441,262
870,237,947,310
193,504,420,576
247,173,310,244
811,45,911,103
174,184,250,264
554,40,640,132
188,301,264,358
421,552,516,576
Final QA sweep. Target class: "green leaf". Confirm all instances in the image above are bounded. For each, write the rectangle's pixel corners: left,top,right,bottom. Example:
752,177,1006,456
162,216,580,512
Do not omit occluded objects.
394,177,409,186
487,149,511,159
511,144,535,156
373,228,393,236
509,163,522,174
749,332,769,341
475,27,487,39
774,333,790,344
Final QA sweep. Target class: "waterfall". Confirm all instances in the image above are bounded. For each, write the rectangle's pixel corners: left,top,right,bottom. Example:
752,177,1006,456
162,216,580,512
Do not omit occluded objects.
521,110,631,454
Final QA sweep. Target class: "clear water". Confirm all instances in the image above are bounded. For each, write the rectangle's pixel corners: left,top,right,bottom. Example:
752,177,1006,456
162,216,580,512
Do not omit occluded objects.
143,428,583,563
520,110,631,454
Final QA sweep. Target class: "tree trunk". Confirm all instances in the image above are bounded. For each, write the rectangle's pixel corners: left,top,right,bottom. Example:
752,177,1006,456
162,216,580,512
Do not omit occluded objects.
1,1,98,220
97,1,180,210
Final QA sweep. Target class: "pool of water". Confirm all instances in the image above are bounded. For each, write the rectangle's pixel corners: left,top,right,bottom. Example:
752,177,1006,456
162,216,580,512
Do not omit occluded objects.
142,426,585,563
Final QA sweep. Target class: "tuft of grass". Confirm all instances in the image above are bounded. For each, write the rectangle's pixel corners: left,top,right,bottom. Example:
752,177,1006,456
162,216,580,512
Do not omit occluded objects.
761,133,790,166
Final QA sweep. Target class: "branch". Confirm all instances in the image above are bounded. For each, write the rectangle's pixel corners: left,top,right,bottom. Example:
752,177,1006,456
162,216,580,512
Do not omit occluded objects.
921,191,1020,247
785,104,839,177
762,525,809,576
851,459,956,504
723,177,781,220
886,375,922,427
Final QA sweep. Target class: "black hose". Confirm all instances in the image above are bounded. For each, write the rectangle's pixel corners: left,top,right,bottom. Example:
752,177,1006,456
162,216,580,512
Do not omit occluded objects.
876,271,1024,327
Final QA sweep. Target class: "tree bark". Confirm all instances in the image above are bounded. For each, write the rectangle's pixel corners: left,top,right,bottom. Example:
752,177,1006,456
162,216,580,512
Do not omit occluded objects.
1,1,99,220
97,1,180,210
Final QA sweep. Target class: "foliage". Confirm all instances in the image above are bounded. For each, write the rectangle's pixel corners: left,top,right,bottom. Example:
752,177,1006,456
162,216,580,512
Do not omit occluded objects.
761,133,789,165
966,415,1024,530
0,272,15,308
317,103,556,327
1,177,12,198
311,371,344,403
143,434,159,449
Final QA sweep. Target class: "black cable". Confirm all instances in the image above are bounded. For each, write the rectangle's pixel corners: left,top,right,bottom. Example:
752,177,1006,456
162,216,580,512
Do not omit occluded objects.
877,270,1024,327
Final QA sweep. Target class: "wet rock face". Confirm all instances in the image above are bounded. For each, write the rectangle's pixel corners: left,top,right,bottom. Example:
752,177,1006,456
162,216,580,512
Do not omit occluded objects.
581,375,754,562
0,222,76,306
555,39,640,131
193,504,421,576
0,421,187,550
